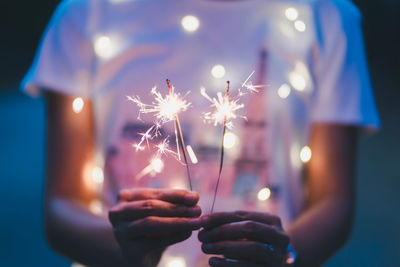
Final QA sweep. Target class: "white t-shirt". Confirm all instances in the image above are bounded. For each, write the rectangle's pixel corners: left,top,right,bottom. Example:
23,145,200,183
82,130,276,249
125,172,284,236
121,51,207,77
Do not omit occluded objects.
22,0,380,266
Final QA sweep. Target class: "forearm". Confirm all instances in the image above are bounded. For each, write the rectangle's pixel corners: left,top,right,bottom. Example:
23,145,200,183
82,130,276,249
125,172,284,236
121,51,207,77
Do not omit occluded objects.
286,194,353,266
45,197,126,267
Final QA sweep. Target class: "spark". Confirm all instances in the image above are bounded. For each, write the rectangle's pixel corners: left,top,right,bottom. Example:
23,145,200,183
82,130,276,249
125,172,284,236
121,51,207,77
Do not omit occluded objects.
127,86,190,122
201,87,245,130
240,71,265,93
155,138,178,158
201,71,263,130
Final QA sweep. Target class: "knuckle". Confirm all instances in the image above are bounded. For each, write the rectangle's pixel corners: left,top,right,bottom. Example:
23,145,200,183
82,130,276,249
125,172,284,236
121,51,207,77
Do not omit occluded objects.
142,199,155,210
234,210,248,219
153,189,161,200
271,215,282,227
117,189,129,201
140,216,155,226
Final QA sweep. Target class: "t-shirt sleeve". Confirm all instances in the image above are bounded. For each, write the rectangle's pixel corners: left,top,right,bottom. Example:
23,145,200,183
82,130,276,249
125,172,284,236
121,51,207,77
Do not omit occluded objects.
21,0,93,98
310,0,380,130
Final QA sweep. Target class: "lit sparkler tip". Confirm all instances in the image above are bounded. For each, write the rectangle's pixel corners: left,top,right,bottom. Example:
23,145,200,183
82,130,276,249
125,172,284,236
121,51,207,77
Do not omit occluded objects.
166,79,172,94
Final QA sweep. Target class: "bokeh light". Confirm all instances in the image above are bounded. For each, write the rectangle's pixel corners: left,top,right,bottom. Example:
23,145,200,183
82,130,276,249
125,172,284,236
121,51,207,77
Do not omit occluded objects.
277,84,291,99
89,199,103,215
72,97,84,113
151,158,164,173
211,64,226,79
285,8,299,21
181,15,200,33
289,72,306,91
94,35,113,58
294,20,306,32
167,257,186,267
92,166,104,184
300,146,312,163
223,132,237,149
257,187,271,201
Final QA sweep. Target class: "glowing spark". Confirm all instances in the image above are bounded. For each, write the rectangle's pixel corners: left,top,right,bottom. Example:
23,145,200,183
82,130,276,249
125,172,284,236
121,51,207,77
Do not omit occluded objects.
201,71,263,130
201,87,245,129
127,86,190,122
155,138,178,159
240,71,264,93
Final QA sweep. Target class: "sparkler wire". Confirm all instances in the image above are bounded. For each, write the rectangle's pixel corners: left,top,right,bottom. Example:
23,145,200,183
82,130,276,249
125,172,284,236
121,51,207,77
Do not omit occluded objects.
210,81,230,213
167,79,193,191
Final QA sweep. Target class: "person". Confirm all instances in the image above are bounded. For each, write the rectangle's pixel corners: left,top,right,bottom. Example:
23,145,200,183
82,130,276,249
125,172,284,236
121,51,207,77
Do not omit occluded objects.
22,0,379,266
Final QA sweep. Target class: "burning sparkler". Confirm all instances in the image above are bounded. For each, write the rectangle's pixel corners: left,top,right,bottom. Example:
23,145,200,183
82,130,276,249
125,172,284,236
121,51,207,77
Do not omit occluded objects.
128,80,193,190
201,72,262,212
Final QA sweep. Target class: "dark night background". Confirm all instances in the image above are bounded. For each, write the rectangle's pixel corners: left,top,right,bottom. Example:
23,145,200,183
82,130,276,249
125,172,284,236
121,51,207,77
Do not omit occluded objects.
0,0,399,266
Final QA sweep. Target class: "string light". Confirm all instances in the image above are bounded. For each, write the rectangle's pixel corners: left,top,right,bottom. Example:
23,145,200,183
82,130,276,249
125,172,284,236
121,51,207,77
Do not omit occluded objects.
300,146,312,163
181,15,200,32
277,84,291,99
285,8,298,21
72,97,84,113
223,132,237,149
92,166,104,184
89,199,103,215
94,35,113,58
294,20,306,32
211,64,226,79
289,72,306,91
257,187,271,201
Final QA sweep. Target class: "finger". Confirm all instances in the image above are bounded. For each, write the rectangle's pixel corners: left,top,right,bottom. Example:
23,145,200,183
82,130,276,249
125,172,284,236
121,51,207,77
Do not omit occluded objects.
202,241,285,265
109,200,201,223
201,211,282,229
198,221,289,248
118,188,199,206
209,257,264,267
122,216,201,239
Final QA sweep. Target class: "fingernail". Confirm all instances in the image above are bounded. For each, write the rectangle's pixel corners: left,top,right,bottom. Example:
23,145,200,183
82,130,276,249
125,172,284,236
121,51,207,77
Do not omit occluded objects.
186,192,198,202
190,206,201,216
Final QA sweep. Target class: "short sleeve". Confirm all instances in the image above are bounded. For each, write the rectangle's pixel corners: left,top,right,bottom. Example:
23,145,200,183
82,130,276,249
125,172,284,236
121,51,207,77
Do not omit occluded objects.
311,0,380,130
21,0,93,98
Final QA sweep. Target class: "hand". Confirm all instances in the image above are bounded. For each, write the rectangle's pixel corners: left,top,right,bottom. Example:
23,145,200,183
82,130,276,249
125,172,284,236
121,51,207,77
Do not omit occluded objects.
109,188,202,267
198,211,290,267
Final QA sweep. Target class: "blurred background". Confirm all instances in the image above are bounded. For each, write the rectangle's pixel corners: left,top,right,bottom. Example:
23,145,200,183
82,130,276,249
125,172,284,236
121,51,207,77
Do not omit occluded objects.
0,0,399,266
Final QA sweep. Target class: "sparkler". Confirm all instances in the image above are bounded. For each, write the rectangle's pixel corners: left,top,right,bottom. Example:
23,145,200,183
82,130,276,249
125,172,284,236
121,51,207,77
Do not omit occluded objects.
167,79,193,191
128,80,193,190
210,81,230,213
201,72,263,212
